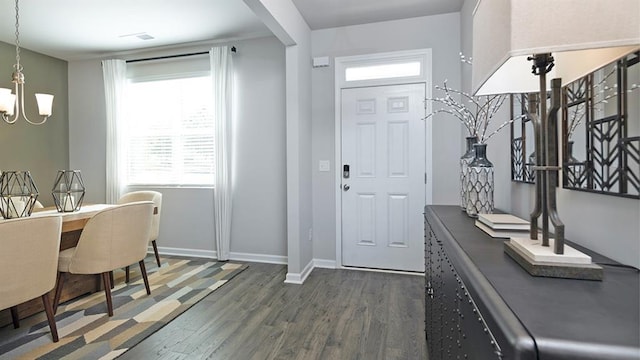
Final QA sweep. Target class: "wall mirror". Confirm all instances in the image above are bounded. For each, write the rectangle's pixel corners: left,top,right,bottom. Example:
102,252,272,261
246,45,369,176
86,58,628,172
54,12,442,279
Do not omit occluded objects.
562,50,639,199
510,93,535,183
510,93,554,184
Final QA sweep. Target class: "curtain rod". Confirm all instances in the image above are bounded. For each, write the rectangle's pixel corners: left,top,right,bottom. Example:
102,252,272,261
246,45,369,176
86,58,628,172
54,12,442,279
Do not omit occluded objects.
126,46,236,64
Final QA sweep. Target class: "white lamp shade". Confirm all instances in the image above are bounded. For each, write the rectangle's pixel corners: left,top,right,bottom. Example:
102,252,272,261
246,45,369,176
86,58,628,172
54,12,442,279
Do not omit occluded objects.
472,0,640,95
35,93,54,116
0,89,16,116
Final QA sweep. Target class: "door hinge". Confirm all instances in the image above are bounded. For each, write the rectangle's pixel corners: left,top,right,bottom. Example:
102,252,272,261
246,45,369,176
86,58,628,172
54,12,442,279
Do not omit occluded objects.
425,172,428,184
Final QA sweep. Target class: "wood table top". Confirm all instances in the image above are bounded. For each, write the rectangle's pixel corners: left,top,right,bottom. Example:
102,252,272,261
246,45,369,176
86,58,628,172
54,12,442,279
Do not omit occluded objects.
31,204,116,233
2,203,157,233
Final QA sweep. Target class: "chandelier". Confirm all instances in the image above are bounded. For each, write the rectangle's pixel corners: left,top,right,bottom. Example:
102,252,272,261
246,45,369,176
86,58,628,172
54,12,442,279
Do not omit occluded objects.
0,0,54,125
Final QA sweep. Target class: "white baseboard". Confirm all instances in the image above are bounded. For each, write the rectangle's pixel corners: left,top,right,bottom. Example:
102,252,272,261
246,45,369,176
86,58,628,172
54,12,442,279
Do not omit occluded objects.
152,246,287,265
153,246,217,259
285,259,314,284
313,259,337,269
229,252,287,265
153,247,341,284
284,259,337,284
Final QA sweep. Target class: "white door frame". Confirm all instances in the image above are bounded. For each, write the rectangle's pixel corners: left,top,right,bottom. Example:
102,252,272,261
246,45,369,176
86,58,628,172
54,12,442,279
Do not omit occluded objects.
334,49,433,268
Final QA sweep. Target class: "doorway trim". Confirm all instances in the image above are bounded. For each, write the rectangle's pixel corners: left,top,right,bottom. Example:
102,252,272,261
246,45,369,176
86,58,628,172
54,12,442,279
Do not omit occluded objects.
334,49,433,268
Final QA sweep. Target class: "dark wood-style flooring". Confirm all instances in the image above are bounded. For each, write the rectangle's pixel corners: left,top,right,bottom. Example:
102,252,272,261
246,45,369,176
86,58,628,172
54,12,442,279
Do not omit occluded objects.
121,261,427,360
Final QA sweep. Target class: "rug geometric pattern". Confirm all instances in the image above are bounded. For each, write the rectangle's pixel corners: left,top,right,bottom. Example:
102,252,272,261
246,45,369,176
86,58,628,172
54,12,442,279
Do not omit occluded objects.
0,257,247,360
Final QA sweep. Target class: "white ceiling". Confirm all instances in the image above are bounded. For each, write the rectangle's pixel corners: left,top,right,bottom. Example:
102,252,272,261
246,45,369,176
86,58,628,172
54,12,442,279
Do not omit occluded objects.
292,0,464,30
0,0,272,61
0,0,464,61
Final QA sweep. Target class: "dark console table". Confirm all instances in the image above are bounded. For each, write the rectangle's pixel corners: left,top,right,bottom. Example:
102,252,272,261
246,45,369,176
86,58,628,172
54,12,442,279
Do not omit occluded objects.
424,205,640,360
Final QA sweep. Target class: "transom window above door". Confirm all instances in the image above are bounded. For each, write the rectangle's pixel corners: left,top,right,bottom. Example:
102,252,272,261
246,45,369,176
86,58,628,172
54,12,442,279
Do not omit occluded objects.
336,49,431,88
345,61,422,82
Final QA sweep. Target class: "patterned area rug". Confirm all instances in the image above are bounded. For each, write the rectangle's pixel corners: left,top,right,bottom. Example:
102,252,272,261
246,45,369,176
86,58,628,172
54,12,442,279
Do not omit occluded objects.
0,257,247,360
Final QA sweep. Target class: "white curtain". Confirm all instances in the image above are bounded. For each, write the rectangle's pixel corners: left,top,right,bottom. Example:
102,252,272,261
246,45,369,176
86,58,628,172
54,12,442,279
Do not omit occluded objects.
102,59,127,204
211,46,234,261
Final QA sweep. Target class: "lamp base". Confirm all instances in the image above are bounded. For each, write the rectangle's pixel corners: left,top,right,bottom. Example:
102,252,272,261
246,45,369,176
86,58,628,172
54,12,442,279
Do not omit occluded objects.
504,237,603,281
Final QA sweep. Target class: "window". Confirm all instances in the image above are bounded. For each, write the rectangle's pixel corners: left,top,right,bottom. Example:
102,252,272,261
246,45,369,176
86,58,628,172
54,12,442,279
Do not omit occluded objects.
345,61,421,82
336,49,430,89
124,75,214,186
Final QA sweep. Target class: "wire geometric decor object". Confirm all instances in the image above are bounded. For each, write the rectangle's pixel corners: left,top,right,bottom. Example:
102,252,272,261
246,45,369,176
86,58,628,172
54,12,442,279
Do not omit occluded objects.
51,170,85,212
0,170,39,218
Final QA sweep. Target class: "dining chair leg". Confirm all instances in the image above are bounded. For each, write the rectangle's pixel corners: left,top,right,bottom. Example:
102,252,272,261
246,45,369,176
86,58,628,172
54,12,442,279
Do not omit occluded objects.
139,260,151,295
101,272,114,317
41,294,59,342
125,266,130,283
53,272,65,314
109,271,114,289
152,240,161,267
10,306,19,329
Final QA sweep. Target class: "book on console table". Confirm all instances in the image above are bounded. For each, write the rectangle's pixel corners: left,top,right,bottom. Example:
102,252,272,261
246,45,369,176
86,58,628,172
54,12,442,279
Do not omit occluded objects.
477,213,530,230
475,220,531,239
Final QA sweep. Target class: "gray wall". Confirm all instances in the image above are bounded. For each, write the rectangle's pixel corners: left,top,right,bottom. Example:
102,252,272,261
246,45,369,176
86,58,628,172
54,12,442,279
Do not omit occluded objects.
68,36,287,261
68,60,106,205
243,0,315,280
310,13,463,262
231,36,287,260
460,0,640,268
287,39,315,275
243,0,315,281
0,42,69,204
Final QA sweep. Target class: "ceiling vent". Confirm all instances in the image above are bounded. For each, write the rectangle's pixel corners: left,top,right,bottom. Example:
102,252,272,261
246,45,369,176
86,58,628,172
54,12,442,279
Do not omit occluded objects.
136,33,154,40
119,32,155,41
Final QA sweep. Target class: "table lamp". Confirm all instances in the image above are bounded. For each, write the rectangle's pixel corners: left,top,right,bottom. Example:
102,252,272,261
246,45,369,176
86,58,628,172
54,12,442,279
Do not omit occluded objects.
472,0,639,280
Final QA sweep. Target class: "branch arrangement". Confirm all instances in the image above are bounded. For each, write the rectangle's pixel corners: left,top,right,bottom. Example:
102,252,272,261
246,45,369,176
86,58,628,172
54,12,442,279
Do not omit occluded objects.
425,78,525,144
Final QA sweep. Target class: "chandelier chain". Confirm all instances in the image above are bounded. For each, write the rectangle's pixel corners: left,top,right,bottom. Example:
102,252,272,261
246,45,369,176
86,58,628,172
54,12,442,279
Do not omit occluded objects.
14,0,22,72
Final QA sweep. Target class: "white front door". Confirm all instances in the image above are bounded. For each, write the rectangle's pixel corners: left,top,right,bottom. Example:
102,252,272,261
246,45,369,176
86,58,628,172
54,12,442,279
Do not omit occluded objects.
341,83,426,272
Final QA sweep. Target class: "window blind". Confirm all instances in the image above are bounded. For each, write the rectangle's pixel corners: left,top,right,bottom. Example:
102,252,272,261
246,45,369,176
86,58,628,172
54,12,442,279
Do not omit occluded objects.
124,60,214,186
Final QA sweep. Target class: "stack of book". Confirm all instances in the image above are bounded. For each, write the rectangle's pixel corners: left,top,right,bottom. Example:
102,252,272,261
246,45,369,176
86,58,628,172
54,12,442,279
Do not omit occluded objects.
475,213,530,238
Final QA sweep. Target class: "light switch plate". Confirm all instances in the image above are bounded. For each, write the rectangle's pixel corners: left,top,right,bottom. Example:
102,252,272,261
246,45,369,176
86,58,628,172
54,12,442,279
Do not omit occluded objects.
319,160,330,172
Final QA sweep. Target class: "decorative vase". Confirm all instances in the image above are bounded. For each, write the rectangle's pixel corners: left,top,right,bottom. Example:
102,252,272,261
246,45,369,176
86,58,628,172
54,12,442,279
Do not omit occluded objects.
466,143,494,217
460,136,478,211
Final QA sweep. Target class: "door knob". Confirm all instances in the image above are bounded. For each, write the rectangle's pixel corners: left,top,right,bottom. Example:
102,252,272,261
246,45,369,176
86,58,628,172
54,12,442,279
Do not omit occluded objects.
343,184,350,191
